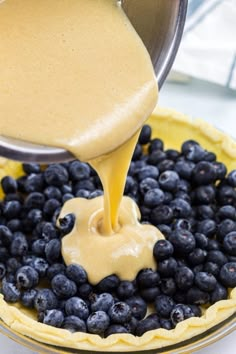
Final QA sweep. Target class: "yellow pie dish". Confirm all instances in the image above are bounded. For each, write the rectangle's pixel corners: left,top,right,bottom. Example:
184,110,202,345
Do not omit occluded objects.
0,107,236,352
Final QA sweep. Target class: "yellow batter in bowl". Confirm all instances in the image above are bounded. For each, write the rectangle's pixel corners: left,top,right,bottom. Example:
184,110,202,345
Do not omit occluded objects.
0,107,236,352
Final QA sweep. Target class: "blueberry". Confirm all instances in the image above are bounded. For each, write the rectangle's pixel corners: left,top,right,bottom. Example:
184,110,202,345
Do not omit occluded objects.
65,297,89,319
108,302,132,324
125,296,147,320
45,239,61,264
66,264,88,286
204,151,216,162
153,240,174,261
44,186,62,201
63,315,87,333
165,149,180,161
175,267,194,290
74,179,95,193
10,232,28,256
21,289,37,308
43,309,64,328
211,283,228,304
16,265,39,289
173,219,192,232
170,305,185,326
31,239,46,256
124,176,138,195
195,272,217,292
217,185,236,206
139,125,152,145
138,166,159,181
0,263,6,280
196,205,215,220
69,161,90,181
223,232,236,256
207,250,228,267
160,318,173,330
150,205,174,225
161,278,176,296
3,200,21,219
90,293,114,313
158,171,179,192
164,191,174,203
135,315,160,336
34,289,58,312
44,164,69,187
188,304,202,317
78,283,93,300
156,224,172,237
75,189,90,198
105,324,129,337
158,257,177,277
24,174,44,193
1,279,20,302
197,220,216,238
170,198,192,218
4,193,22,203
227,170,236,187
147,150,166,165
143,189,164,208
148,138,164,153
62,193,74,203
116,281,135,300
61,184,73,194
203,262,220,277
192,162,217,185
0,247,9,262
43,198,61,217
218,205,236,221
175,160,195,180
96,275,120,293
51,274,77,299
0,225,13,246
219,262,236,288
136,269,160,288
181,140,199,155
58,213,75,235
33,258,49,277
186,287,210,305
188,248,207,266
124,316,138,334
168,230,196,254
26,209,43,227
132,144,142,161
140,287,160,303
24,192,45,210
87,311,110,335
158,159,175,173
154,295,175,318
7,219,22,232
42,222,58,241
217,219,236,243
176,179,191,193
186,145,206,163
46,264,66,281
1,176,17,194
212,162,227,180
23,163,41,174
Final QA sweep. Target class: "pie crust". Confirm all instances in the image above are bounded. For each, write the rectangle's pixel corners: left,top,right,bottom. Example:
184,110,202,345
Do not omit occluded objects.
0,107,235,352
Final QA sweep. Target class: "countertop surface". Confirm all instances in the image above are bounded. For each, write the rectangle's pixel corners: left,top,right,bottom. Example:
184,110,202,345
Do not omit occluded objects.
1,80,236,353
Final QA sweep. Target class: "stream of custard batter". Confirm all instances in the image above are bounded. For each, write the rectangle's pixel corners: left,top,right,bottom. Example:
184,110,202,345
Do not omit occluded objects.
0,0,162,283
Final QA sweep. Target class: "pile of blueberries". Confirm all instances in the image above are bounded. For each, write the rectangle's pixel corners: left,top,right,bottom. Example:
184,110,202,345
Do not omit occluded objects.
0,124,236,338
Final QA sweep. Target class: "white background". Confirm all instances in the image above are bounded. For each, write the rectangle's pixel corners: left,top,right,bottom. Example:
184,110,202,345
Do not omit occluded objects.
1,80,235,353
